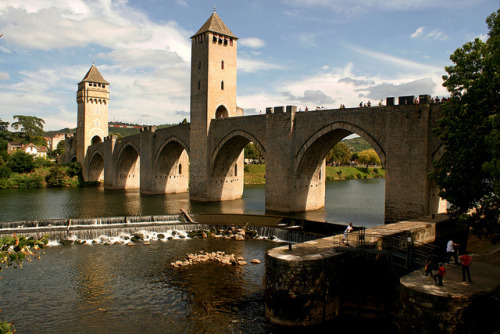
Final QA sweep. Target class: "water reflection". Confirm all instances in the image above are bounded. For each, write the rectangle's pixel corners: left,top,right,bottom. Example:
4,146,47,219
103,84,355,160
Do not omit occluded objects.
0,179,385,227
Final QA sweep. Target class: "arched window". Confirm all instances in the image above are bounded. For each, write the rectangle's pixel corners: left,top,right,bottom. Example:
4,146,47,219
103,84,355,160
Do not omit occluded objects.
221,81,224,90
221,60,224,70
178,164,182,175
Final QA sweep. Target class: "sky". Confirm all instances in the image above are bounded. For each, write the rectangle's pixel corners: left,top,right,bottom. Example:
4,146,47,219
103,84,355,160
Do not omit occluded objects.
0,0,498,131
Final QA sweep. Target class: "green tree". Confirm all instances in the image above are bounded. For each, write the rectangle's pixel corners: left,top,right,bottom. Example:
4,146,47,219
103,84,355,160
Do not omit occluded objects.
7,150,35,173
244,143,261,160
432,9,500,236
358,149,381,167
11,115,46,145
326,142,352,166
0,118,8,132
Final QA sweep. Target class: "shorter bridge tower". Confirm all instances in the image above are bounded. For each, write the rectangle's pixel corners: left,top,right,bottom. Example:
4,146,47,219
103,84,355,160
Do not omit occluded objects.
75,64,109,178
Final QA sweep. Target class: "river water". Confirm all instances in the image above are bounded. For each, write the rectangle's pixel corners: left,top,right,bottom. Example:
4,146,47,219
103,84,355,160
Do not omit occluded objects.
0,179,385,227
0,179,386,333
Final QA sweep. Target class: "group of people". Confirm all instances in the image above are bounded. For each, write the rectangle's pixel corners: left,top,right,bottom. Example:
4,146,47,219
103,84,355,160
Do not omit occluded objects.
425,239,472,286
432,96,450,103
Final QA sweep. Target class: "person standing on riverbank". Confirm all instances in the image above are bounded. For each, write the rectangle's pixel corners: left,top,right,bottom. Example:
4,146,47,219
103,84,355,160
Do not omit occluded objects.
434,262,446,286
342,222,353,245
425,254,433,277
446,240,460,265
459,252,472,283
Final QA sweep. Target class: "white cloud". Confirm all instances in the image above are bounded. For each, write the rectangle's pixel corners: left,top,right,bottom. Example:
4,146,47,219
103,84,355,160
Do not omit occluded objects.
239,38,265,49
238,62,448,114
411,27,425,38
0,72,9,80
426,29,448,40
238,57,285,73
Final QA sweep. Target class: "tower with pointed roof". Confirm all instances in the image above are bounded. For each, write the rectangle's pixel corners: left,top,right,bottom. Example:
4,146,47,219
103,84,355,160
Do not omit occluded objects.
76,64,109,164
189,10,242,201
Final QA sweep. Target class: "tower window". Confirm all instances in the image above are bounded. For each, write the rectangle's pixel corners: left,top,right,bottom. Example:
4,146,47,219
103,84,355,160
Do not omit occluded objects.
221,60,224,70
213,34,217,43
230,38,233,46
221,81,224,90
234,164,237,177
198,81,201,90
179,164,182,174
198,61,201,69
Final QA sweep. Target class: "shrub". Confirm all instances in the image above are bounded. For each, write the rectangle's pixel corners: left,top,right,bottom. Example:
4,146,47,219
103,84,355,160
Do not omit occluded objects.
46,166,66,187
7,151,35,173
356,173,362,179
0,165,11,179
66,162,82,177
11,173,43,188
373,168,379,174
35,157,54,168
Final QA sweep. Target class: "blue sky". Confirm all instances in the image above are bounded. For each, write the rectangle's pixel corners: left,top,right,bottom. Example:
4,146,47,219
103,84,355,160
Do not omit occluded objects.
0,0,498,131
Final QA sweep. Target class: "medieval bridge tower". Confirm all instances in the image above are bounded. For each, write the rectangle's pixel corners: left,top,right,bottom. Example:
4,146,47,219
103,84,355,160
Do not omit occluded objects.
189,10,244,202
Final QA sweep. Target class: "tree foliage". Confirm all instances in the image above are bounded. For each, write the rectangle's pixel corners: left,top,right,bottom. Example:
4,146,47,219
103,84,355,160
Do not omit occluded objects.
326,142,352,166
244,143,261,160
7,151,35,174
357,149,381,167
45,166,66,187
11,115,45,138
432,9,500,236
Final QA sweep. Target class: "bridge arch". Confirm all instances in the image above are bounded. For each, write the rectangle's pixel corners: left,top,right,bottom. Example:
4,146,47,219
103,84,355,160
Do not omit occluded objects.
115,143,140,189
152,136,190,194
295,122,385,176
88,150,104,182
211,130,265,177
292,122,386,212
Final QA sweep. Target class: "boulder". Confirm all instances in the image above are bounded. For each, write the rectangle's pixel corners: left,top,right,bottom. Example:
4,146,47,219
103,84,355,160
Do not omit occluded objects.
234,235,245,241
157,234,166,239
251,259,261,264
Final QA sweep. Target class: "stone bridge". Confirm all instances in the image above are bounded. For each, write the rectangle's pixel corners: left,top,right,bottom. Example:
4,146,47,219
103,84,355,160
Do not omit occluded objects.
82,101,445,223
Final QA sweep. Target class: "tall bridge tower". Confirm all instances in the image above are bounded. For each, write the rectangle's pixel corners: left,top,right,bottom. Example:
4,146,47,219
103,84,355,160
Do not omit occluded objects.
75,64,109,165
189,10,242,201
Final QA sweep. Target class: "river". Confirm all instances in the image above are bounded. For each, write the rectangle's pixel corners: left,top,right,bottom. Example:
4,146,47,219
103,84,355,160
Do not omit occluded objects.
0,179,386,333
0,179,385,227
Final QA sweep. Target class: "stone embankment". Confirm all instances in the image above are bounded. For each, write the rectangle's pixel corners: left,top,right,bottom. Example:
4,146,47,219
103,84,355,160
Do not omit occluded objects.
171,251,261,268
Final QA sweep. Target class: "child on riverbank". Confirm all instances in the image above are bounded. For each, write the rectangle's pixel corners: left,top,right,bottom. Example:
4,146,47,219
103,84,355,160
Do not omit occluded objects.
433,263,446,286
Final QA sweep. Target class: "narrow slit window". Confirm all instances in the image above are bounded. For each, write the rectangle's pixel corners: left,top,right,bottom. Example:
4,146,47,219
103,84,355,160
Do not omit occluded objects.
234,164,237,177
221,81,224,90
221,60,224,69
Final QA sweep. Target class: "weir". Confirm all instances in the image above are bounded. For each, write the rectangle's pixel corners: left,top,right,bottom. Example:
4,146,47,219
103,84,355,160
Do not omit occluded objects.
0,214,326,243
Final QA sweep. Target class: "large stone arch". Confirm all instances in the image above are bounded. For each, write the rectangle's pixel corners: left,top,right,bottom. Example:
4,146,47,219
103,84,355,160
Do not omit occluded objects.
211,130,266,173
152,136,190,194
207,130,265,201
115,143,140,189
295,122,385,176
292,122,386,212
88,150,104,182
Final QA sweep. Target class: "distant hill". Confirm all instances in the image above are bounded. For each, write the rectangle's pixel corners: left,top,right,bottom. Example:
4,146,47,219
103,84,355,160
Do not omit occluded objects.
45,122,183,138
342,137,371,153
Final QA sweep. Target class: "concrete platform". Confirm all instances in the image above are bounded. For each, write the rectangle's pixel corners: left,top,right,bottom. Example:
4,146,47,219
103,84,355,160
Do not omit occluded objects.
401,251,500,298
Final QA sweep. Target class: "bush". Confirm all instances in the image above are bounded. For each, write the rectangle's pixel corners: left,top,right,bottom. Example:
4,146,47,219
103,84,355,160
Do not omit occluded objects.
373,168,379,174
35,157,54,168
7,151,35,173
46,166,66,187
356,173,362,179
0,165,11,179
11,173,43,188
66,162,81,177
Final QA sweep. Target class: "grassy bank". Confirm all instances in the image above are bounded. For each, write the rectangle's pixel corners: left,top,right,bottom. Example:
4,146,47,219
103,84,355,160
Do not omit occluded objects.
244,164,385,184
